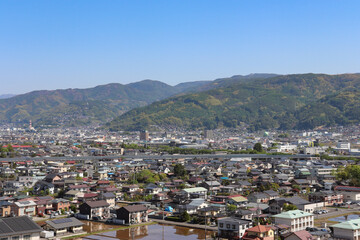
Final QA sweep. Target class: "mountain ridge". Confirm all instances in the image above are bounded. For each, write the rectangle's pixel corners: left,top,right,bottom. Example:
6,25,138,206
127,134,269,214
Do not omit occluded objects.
0,74,273,127
105,73,360,131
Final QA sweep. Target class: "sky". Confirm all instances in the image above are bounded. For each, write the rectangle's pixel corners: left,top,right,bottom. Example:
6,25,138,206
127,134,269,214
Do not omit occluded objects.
1,1,360,94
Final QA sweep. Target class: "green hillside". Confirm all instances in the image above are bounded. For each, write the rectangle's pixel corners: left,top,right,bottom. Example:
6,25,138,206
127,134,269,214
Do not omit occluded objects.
106,73,360,131
0,74,273,127
0,80,181,127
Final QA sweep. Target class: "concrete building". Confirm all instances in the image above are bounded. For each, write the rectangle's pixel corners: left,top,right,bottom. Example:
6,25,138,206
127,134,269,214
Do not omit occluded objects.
331,218,360,240
273,210,314,232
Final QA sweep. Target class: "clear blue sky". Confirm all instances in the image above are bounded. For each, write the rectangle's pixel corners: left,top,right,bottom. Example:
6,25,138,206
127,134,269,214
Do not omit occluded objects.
1,0,359,94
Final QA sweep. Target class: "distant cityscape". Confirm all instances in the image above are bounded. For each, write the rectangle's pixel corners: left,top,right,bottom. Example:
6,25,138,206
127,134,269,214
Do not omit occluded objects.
1,121,360,239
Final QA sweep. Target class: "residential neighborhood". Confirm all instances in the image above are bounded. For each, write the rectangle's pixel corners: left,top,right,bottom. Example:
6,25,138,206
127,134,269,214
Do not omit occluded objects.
0,125,360,239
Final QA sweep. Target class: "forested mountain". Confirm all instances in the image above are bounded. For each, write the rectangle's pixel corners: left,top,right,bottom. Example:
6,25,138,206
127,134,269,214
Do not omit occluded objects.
106,73,360,131
0,74,272,127
0,80,182,127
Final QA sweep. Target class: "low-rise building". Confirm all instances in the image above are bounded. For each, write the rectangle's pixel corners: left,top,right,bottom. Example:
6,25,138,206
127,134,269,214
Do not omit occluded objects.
242,225,275,240
0,216,43,240
217,217,252,239
273,210,314,232
45,217,84,236
12,200,37,217
79,200,110,219
116,205,148,225
331,218,360,240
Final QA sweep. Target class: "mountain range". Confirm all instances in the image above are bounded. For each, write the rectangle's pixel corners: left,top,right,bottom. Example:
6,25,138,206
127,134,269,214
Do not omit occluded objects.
2,73,360,131
106,73,360,131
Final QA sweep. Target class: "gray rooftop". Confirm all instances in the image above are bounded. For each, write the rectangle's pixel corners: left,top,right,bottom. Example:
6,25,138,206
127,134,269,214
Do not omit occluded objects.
0,216,43,237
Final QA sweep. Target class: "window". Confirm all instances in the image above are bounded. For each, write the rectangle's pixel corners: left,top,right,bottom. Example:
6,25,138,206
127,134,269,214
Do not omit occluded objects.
220,223,223,228
226,224,230,229
23,236,31,240
1,238,8,240
232,225,236,229
12,237,19,240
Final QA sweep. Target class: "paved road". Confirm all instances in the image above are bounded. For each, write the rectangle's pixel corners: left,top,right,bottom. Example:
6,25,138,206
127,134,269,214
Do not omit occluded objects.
315,207,360,220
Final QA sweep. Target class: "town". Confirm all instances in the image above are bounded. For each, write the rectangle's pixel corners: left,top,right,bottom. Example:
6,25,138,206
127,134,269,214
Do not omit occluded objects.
1,123,360,239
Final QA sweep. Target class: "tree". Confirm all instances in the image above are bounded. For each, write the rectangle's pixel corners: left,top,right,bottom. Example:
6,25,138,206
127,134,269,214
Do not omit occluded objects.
335,165,360,186
70,204,77,213
174,164,187,177
253,143,263,152
283,203,298,211
226,204,237,213
7,144,14,152
180,211,190,222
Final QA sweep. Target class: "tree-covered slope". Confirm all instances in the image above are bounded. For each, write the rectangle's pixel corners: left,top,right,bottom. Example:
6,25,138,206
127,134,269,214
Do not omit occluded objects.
0,80,180,127
105,73,360,131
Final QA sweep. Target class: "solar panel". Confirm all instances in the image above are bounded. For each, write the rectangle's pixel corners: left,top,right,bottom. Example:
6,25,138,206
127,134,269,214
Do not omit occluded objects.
53,218,73,224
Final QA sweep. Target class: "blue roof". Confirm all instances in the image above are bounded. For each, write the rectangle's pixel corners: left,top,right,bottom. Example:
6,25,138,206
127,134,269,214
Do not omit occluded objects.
221,177,229,180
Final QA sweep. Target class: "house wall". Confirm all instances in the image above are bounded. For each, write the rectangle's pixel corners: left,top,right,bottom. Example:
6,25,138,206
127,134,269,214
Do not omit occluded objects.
1,233,40,240
332,227,358,240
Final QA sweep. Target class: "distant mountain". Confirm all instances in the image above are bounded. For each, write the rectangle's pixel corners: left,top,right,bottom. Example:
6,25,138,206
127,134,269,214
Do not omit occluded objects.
174,81,212,93
0,74,276,127
0,80,182,127
0,94,16,99
105,73,360,131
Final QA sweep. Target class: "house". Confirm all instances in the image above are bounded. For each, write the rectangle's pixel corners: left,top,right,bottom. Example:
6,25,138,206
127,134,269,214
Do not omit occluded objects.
242,225,275,240
78,193,98,203
268,198,290,215
0,201,12,217
248,193,269,203
335,186,360,201
51,198,70,212
12,201,37,217
282,230,313,240
68,184,90,192
44,173,62,183
122,185,140,194
309,191,343,206
264,190,280,200
45,217,84,236
331,218,360,240
144,183,162,194
116,205,148,225
227,194,248,206
0,188,17,197
178,198,209,215
201,181,221,192
217,217,253,239
33,181,55,195
181,187,208,200
34,197,53,216
99,192,116,208
0,216,43,240
79,200,110,219
273,210,314,232
197,206,223,223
